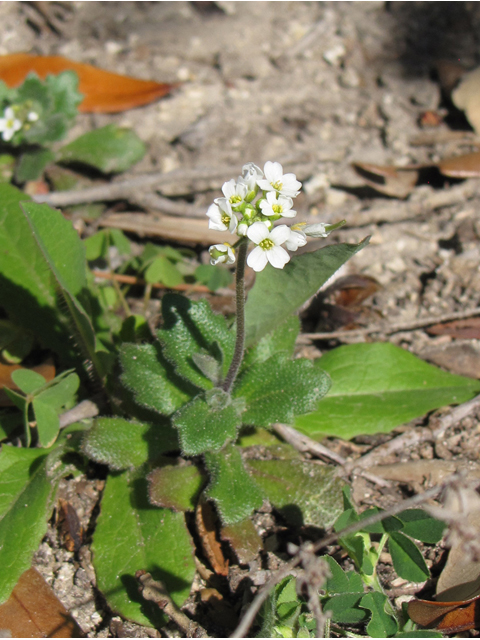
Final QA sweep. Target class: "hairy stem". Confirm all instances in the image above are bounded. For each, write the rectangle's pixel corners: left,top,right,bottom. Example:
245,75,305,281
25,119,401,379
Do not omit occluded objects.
222,241,248,393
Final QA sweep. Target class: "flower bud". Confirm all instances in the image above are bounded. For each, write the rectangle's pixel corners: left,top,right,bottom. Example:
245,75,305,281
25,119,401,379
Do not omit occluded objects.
209,243,235,265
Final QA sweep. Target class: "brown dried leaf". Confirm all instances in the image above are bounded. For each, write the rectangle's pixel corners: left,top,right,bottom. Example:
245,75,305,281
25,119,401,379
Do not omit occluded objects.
422,343,480,378
352,163,419,198
0,53,178,113
438,151,480,178
452,66,480,133
57,499,83,553
0,567,83,637
407,597,480,633
220,518,263,565
427,317,480,339
323,274,381,308
195,500,229,577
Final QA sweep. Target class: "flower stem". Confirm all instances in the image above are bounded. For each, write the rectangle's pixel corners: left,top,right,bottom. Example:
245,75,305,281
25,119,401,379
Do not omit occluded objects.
222,240,247,393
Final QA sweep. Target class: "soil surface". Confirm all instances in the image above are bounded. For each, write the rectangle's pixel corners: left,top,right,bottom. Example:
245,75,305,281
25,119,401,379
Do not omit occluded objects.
2,1,480,637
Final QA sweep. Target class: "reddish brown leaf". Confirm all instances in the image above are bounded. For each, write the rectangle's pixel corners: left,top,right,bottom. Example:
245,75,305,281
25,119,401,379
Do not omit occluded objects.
323,274,381,308
0,53,179,113
353,162,419,198
0,567,83,637
427,318,480,339
220,518,263,565
195,500,229,577
438,151,480,178
408,596,480,633
57,499,83,553
0,359,55,407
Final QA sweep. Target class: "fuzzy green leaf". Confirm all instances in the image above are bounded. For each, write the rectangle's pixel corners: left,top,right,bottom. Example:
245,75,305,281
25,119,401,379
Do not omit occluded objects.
58,124,146,173
119,342,193,416
244,238,369,347
388,531,429,582
397,509,446,544
246,457,344,528
15,149,55,183
82,417,178,470
158,294,234,390
234,354,330,428
148,464,204,511
204,445,264,524
172,389,244,456
0,447,59,604
294,343,480,439
241,316,300,371
92,470,195,627
359,591,398,638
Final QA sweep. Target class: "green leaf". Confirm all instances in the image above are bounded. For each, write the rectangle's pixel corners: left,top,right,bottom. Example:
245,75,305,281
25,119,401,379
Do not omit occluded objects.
194,264,233,291
11,369,46,394
246,457,344,528
294,343,480,439
0,321,34,364
32,398,60,447
0,447,59,604
15,149,55,183
119,342,193,416
204,445,264,524
244,238,369,347
234,354,330,428
92,470,195,627
0,154,15,183
388,531,429,582
172,389,244,455
145,256,183,287
359,591,398,638
148,464,204,511
158,294,234,390
82,417,178,470
241,316,300,370
395,633,443,638
323,556,364,595
84,230,109,261
35,372,79,410
20,201,105,378
397,509,446,544
58,124,146,173
322,592,367,625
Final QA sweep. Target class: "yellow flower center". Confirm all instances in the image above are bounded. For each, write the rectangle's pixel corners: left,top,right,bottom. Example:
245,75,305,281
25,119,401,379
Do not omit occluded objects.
221,213,231,226
272,204,282,215
260,238,274,251
271,180,283,191
230,195,242,204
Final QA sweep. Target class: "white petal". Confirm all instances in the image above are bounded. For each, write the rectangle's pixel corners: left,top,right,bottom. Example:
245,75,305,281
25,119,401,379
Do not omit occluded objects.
267,246,290,269
228,213,238,233
13,119,21,132
247,246,268,272
4,107,14,119
270,225,291,246
2,129,14,141
0,119,6,130
222,179,236,199
256,178,275,192
259,199,274,216
264,161,283,183
206,204,226,231
247,221,270,244
303,223,329,237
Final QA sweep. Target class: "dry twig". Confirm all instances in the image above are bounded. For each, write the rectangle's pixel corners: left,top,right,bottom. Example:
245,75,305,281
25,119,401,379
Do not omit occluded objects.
59,399,100,429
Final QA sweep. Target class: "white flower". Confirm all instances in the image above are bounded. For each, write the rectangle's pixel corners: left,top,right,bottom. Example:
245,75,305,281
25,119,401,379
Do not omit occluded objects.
256,161,302,198
259,191,297,218
285,227,307,251
222,178,247,209
303,223,330,238
206,198,238,233
27,111,39,122
209,243,235,265
239,162,263,192
246,222,291,272
0,107,22,142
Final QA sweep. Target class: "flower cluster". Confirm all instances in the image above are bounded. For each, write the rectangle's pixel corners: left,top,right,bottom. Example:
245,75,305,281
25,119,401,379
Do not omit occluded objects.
0,105,39,142
207,161,344,272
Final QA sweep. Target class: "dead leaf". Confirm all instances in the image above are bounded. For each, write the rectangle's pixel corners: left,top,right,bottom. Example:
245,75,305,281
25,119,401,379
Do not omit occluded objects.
0,567,83,637
408,596,480,633
352,163,419,198
436,59,466,96
438,151,480,178
372,460,480,485
323,274,381,308
0,53,178,113
427,317,480,340
422,343,480,378
220,518,263,565
0,359,55,407
195,500,229,577
452,66,480,133
57,499,83,553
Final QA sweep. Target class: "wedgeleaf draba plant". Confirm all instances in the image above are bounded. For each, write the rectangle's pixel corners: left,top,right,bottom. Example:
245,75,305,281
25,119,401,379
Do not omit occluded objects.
82,161,368,624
